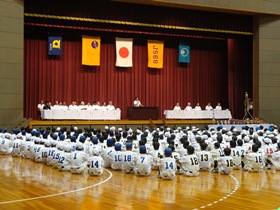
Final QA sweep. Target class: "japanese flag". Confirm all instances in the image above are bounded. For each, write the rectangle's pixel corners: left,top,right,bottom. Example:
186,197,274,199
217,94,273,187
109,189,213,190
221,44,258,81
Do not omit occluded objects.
116,37,133,67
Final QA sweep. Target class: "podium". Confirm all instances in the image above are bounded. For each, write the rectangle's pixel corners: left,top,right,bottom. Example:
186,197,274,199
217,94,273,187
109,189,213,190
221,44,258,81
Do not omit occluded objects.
127,107,159,120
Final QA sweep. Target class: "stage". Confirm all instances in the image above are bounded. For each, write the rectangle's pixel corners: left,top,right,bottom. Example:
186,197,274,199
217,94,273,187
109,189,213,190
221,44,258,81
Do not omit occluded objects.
29,119,214,130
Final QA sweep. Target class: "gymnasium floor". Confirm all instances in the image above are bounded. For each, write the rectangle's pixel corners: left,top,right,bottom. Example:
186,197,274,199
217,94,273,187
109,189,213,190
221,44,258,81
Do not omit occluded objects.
0,155,279,210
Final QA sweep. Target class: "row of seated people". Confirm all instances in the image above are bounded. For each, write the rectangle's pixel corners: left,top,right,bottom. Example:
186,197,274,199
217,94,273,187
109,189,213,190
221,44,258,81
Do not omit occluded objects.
173,102,222,111
39,100,223,113
38,100,117,111
0,124,279,179
133,97,223,111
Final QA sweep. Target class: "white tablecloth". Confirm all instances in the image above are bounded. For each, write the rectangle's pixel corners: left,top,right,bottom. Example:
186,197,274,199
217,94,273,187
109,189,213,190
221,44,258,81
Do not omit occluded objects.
41,109,121,120
213,110,232,119
163,110,232,119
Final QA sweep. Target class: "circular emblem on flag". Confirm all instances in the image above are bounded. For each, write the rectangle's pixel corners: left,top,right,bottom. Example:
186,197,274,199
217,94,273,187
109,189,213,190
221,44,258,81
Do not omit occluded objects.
119,47,129,58
91,41,98,49
180,48,189,57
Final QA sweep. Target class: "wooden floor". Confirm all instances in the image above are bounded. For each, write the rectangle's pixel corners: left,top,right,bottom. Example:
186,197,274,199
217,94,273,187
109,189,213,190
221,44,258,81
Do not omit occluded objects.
0,155,279,210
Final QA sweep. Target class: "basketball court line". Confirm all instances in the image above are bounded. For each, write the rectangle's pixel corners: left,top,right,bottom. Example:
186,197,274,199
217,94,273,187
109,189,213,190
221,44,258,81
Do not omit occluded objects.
0,169,112,205
193,174,240,210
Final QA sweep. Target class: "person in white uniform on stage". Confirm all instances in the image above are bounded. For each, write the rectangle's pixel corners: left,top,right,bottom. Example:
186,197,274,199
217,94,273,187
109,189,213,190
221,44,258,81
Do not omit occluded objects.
107,101,116,110
52,101,60,110
37,100,44,112
101,102,107,110
215,102,222,111
61,102,68,110
79,101,87,110
69,101,78,110
92,101,102,110
205,103,213,111
133,97,143,107
173,102,181,111
194,103,202,111
184,102,193,111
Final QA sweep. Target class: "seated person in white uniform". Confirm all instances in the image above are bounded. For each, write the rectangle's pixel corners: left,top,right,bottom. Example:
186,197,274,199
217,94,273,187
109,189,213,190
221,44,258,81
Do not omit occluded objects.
134,146,153,176
205,103,213,111
212,148,233,175
184,102,192,111
86,102,92,110
157,148,176,179
173,102,181,111
69,101,78,110
57,101,64,110
107,101,116,110
88,148,104,175
215,103,222,111
101,102,107,110
79,101,87,110
52,101,60,110
178,145,199,177
194,103,202,111
61,102,68,110
92,101,101,110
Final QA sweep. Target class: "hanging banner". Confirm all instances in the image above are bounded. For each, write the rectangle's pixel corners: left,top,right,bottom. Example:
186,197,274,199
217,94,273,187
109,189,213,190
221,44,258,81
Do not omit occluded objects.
179,44,190,63
48,36,62,55
116,37,133,67
147,40,164,68
82,36,101,66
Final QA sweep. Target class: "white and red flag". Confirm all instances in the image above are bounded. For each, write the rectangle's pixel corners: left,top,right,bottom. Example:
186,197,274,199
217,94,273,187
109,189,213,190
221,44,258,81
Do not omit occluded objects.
115,37,133,67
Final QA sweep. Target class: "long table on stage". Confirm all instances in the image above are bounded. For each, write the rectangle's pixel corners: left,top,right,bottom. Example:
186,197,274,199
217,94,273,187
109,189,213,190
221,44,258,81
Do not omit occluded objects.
127,107,159,120
41,109,121,120
163,110,232,119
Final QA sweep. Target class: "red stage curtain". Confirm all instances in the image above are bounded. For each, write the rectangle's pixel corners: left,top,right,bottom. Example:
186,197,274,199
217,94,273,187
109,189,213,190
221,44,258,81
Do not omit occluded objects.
24,0,253,120
24,37,230,119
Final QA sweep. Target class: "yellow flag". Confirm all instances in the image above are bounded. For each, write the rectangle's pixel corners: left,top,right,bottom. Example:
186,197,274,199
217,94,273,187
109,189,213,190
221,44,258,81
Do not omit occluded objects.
82,36,101,66
147,40,164,68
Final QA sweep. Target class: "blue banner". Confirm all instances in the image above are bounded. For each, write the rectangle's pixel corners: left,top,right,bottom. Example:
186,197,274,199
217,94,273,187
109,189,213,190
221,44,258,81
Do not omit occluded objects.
48,36,62,55
179,44,190,63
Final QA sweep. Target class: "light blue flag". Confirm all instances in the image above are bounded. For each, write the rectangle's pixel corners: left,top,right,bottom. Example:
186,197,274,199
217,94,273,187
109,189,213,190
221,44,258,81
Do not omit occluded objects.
48,36,62,55
179,44,190,63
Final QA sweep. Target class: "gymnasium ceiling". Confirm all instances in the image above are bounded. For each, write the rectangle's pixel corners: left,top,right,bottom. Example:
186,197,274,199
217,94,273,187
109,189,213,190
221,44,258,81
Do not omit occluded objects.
112,0,280,15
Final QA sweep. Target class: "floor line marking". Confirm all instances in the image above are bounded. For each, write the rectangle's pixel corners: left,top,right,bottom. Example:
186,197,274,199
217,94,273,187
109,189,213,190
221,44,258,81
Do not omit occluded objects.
0,169,112,205
193,174,240,210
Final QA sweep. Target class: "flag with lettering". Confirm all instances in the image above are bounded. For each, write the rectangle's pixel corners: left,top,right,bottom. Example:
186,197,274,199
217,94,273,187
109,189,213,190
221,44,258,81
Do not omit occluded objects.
179,44,190,63
116,37,133,67
82,36,101,66
48,36,62,55
148,40,164,68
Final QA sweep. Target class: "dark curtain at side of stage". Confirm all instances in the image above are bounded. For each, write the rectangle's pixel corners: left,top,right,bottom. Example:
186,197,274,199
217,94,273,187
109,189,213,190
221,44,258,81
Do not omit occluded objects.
228,38,253,119
24,38,230,119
